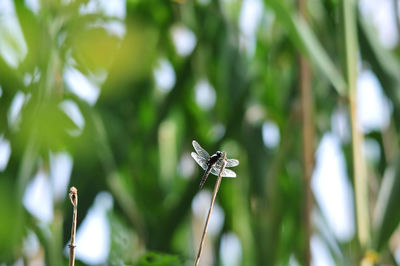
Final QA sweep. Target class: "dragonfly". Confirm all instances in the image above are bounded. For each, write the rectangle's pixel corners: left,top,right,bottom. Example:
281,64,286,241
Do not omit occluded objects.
191,140,239,188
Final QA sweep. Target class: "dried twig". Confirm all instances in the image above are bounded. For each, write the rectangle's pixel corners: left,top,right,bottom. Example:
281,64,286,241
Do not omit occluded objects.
194,153,226,266
68,186,78,266
298,0,314,263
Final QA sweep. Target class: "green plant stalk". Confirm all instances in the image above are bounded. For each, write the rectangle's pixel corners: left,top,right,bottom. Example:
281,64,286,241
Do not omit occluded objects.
343,0,370,249
194,153,227,266
91,112,146,243
15,137,39,250
394,0,400,38
266,0,347,96
48,209,64,266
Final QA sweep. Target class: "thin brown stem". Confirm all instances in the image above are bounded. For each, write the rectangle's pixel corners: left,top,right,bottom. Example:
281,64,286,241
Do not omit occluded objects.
69,186,78,266
194,153,227,266
300,58,313,265
298,0,313,264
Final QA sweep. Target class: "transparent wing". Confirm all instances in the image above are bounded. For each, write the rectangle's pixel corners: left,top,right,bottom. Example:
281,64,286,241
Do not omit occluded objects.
221,168,237,178
216,158,239,168
210,166,237,178
192,140,210,160
226,158,239,167
191,152,208,171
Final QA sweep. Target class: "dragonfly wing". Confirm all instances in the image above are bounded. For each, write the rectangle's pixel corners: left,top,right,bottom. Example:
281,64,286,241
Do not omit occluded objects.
210,166,220,177
210,166,236,178
191,152,208,171
225,158,239,167
221,168,236,178
216,158,239,168
192,140,210,159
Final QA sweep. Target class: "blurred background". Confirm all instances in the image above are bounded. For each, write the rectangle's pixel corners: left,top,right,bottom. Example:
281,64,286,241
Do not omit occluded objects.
0,0,400,265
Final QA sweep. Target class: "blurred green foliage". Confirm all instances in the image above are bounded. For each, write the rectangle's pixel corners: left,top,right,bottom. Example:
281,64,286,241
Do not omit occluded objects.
0,0,400,265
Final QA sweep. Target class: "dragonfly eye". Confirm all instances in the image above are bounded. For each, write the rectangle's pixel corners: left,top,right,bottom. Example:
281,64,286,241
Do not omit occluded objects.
216,151,222,156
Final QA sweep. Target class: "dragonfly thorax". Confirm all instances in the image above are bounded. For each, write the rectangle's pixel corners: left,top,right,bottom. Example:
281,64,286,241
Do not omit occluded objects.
208,151,222,166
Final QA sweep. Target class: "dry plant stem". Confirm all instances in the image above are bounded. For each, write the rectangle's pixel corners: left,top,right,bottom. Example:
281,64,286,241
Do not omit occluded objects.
69,187,78,266
300,50,313,266
298,0,313,264
194,153,226,266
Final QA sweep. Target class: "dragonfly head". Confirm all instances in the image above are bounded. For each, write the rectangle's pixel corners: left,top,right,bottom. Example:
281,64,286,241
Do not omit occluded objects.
216,151,222,157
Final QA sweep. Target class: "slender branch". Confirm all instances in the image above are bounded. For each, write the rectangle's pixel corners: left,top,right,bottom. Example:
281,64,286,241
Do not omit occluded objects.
194,153,227,266
69,186,78,266
298,0,313,264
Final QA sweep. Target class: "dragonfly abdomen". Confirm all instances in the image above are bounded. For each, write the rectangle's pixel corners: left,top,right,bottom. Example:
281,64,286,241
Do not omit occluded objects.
199,167,212,188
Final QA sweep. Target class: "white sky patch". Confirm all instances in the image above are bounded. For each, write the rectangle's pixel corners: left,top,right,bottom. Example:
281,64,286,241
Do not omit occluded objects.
23,73,33,87
91,68,108,85
12,259,24,266
245,104,265,124
178,153,195,179
64,67,100,106
311,235,336,266
8,91,26,130
71,192,113,265
23,67,41,86
311,133,355,242
0,0,28,68
25,0,40,14
331,107,350,143
170,24,197,57
0,136,11,171
220,232,242,266
195,79,216,110
154,58,176,93
312,209,343,260
239,0,263,56
359,0,398,49
90,20,126,39
396,246,400,266
239,0,263,36
98,0,126,18
23,170,54,224
50,152,73,203
210,123,226,141
192,190,225,236
262,121,280,148
60,100,85,136
363,138,381,163
104,21,126,38
289,254,301,266
23,231,40,260
80,0,126,19
357,69,391,133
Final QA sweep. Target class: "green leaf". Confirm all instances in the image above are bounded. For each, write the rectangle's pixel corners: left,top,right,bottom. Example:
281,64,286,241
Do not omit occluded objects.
372,156,400,251
136,252,181,266
358,17,400,131
265,0,347,95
